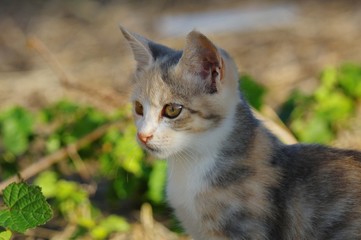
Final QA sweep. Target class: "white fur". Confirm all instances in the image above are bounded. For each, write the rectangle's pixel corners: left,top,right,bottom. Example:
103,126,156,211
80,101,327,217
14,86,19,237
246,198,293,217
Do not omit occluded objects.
166,100,238,239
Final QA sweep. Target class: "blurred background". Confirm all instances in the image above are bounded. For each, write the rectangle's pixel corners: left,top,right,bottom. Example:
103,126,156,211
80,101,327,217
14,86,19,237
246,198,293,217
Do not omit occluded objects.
1,0,361,109
0,0,361,239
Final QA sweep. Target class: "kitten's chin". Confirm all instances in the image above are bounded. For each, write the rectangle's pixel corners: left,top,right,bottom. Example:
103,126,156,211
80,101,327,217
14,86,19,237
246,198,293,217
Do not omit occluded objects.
142,145,180,159
147,149,171,159
141,145,170,159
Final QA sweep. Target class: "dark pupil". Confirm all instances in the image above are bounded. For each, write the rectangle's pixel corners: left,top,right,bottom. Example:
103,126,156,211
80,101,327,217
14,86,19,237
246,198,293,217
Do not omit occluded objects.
164,103,182,118
169,106,176,113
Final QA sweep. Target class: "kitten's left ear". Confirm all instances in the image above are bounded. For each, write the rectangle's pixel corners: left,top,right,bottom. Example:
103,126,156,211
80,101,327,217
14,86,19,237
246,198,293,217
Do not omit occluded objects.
119,26,153,72
177,31,223,94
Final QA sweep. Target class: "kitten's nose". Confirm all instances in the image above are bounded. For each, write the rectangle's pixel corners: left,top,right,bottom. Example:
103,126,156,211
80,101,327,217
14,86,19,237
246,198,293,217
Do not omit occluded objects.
137,132,153,144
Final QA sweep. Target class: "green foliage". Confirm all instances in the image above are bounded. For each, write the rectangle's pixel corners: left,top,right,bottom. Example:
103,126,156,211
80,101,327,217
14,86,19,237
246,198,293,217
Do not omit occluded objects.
112,125,145,176
0,230,12,240
0,182,52,234
34,171,130,239
90,215,130,239
239,75,267,110
40,100,108,149
147,161,167,204
280,63,361,143
99,125,151,202
0,99,169,238
338,63,361,98
0,107,33,156
35,171,90,219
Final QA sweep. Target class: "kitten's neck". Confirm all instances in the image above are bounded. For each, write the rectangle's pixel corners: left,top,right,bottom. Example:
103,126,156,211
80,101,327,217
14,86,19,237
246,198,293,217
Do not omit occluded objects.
167,98,263,173
166,99,274,237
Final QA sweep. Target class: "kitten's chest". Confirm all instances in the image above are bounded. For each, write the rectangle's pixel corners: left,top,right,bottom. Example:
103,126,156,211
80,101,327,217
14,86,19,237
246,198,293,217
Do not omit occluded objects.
166,156,214,235
167,160,208,211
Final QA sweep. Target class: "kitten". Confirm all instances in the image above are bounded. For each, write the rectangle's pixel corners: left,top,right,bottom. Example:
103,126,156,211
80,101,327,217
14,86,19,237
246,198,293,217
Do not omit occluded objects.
120,26,361,240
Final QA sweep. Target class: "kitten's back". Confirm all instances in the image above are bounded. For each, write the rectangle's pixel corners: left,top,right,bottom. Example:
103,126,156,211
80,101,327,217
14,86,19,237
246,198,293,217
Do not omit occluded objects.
272,144,361,239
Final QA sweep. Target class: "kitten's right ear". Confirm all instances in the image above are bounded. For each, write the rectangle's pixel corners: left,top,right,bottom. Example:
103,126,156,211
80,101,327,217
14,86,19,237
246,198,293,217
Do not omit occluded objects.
119,26,153,72
176,31,223,94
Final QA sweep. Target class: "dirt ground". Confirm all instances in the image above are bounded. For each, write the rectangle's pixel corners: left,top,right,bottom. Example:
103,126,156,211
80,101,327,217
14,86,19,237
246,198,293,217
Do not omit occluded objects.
1,0,361,238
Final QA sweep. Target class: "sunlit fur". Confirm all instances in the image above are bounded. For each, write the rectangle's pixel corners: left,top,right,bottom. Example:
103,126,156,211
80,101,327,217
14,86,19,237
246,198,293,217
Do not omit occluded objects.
121,26,361,240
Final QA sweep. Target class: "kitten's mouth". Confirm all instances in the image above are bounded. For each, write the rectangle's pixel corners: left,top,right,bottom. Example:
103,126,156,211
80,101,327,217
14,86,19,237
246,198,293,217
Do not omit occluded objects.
146,145,158,152
143,144,169,158
137,139,164,157
142,143,160,153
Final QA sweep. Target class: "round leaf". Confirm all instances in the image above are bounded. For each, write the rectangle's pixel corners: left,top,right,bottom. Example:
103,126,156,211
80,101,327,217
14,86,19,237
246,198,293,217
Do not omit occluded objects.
0,182,53,233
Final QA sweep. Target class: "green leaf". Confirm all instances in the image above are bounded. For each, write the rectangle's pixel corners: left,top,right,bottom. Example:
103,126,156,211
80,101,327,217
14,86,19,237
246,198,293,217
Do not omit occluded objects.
239,75,266,110
291,116,334,144
315,91,354,123
0,182,53,233
46,134,61,153
40,100,79,123
55,180,88,202
115,126,144,176
0,107,33,155
112,173,142,200
278,90,312,123
320,66,337,89
338,63,361,98
100,215,129,232
0,230,12,240
33,171,59,198
90,215,130,239
147,161,167,204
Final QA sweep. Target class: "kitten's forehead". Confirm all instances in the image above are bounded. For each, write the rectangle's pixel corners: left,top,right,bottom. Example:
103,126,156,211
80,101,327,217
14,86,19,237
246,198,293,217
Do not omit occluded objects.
133,57,197,105
133,66,174,106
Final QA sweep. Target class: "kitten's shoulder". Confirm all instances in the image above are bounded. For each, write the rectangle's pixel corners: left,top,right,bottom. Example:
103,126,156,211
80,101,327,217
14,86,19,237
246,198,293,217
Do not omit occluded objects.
272,143,361,179
282,143,361,161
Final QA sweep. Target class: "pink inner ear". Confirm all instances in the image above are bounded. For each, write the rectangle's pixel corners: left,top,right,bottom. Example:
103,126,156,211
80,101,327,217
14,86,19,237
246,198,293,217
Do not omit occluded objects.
180,31,224,93
200,59,220,93
199,60,212,79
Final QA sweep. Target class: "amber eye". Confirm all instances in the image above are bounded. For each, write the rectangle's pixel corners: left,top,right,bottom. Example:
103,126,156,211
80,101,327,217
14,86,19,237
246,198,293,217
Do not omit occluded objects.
134,101,143,116
163,103,183,119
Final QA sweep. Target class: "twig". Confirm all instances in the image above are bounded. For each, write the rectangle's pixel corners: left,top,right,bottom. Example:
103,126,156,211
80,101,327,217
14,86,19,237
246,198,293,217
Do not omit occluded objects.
51,224,77,240
0,121,122,194
27,36,126,109
68,147,92,180
25,226,62,239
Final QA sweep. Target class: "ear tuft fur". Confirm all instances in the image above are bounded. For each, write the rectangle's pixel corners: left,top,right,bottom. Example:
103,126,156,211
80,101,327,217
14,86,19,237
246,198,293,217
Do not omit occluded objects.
119,25,153,72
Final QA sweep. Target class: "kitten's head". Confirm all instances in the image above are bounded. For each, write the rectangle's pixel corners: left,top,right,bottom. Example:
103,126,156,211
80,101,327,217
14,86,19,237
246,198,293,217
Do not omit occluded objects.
120,27,240,159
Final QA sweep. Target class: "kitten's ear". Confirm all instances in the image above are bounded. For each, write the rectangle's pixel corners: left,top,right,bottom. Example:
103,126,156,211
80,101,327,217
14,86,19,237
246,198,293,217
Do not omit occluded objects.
177,31,223,94
119,26,153,72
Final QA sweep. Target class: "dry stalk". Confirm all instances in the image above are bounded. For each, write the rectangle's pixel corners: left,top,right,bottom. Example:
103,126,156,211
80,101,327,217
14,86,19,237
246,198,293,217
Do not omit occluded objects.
27,36,126,110
0,121,123,194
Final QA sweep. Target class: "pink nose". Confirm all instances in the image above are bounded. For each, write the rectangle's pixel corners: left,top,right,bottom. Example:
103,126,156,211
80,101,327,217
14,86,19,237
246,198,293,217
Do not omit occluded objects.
137,132,153,144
